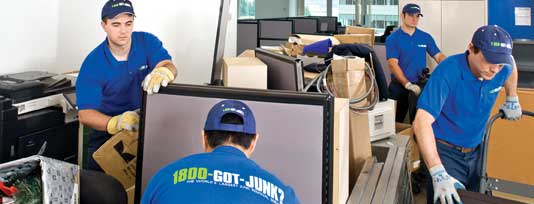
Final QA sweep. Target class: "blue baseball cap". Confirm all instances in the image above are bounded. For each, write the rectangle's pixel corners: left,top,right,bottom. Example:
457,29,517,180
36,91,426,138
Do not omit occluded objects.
471,25,513,65
402,3,423,17
101,0,135,20
204,100,256,134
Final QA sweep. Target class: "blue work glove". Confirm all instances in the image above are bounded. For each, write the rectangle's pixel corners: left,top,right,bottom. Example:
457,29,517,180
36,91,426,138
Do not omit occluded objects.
430,164,465,204
500,96,522,120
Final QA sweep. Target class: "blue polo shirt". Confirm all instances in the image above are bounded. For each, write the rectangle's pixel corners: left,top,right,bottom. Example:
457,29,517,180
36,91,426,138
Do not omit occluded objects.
76,31,171,116
141,146,300,204
386,28,441,82
417,51,512,148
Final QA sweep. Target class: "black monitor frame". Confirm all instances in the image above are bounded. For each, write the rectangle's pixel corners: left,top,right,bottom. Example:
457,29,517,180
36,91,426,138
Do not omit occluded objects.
135,84,336,204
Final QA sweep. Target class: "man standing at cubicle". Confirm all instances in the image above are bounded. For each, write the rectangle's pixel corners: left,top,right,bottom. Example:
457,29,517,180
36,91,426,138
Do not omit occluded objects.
76,0,178,171
141,99,299,204
386,3,446,123
413,25,521,204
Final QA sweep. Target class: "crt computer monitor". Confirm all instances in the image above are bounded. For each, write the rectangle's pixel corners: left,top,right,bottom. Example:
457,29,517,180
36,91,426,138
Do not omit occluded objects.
135,84,335,204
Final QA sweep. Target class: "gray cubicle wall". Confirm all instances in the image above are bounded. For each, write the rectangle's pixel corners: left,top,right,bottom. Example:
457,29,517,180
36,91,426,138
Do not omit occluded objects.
258,19,294,46
136,84,335,204
237,20,258,55
292,18,319,34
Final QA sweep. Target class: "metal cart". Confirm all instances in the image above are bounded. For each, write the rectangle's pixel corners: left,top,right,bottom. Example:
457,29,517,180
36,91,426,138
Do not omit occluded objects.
479,110,534,198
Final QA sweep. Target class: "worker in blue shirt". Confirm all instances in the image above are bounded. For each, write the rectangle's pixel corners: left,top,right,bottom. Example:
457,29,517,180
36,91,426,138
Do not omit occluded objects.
142,99,300,204
386,3,446,123
76,0,177,171
413,25,521,204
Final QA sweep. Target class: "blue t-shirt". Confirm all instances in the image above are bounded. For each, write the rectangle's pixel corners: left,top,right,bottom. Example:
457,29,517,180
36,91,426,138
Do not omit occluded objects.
386,28,441,82
417,51,512,148
76,31,171,116
141,146,300,204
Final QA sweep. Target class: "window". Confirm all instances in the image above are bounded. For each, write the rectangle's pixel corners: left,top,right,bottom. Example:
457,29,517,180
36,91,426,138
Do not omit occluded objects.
305,0,327,16
239,0,255,19
333,0,398,35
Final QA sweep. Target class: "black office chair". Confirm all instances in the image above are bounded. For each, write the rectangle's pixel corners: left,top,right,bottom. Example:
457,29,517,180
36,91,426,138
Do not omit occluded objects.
80,170,127,204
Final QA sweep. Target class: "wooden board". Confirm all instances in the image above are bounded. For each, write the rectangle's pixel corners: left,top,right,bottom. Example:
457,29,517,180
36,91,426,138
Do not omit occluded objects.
333,98,350,204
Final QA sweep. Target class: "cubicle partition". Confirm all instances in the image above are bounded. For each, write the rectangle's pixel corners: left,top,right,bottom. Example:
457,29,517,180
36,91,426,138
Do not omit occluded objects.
237,20,259,55
237,16,339,53
258,19,294,46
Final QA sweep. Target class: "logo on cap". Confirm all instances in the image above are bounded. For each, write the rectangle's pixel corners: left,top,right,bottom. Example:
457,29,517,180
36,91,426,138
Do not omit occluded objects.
204,100,256,135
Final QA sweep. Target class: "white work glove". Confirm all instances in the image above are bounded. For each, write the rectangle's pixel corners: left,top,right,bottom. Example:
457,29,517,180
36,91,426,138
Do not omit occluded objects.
142,67,175,95
404,82,421,96
430,164,465,204
107,110,140,135
500,96,522,120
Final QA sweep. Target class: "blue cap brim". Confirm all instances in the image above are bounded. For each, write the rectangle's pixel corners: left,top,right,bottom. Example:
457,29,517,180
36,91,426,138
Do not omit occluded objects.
482,49,514,65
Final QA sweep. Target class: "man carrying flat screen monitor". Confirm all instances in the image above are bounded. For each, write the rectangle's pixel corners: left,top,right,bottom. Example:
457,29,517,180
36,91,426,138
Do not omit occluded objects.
141,99,300,204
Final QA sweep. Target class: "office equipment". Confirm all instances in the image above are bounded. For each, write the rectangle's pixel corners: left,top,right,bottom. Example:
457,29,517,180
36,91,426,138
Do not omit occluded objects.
0,71,78,164
255,48,304,91
136,84,341,204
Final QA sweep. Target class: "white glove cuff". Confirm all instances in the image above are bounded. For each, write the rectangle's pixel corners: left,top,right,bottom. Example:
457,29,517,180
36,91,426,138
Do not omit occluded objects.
506,96,519,102
404,82,413,89
429,164,446,176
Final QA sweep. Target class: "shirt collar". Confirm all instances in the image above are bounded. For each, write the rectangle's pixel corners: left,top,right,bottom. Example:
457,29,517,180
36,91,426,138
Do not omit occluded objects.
212,146,247,158
399,27,419,37
102,33,137,68
102,38,119,68
460,51,479,81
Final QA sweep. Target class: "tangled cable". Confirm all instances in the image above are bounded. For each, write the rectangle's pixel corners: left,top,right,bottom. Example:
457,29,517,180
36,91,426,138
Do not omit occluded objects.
303,54,379,111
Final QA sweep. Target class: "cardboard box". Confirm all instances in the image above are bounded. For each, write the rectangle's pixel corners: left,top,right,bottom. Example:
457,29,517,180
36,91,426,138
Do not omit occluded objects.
331,57,368,107
340,26,375,47
282,42,304,57
126,186,135,204
348,108,373,192
93,131,137,204
222,57,268,89
395,123,421,172
238,49,256,58
0,155,80,204
334,34,374,47
333,98,350,204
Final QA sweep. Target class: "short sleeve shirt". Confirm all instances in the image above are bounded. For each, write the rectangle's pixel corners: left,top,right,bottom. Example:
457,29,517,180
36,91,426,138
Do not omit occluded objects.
386,28,441,82
76,31,171,116
141,146,300,204
417,51,512,148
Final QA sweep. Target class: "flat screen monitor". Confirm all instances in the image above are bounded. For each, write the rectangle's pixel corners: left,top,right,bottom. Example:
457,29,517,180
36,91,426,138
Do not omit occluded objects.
135,84,334,204
255,48,304,91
